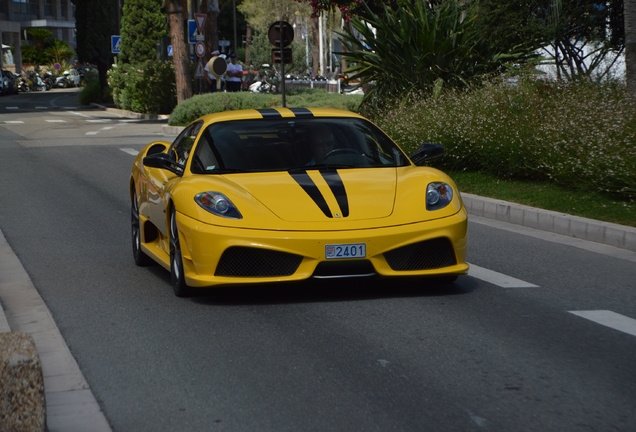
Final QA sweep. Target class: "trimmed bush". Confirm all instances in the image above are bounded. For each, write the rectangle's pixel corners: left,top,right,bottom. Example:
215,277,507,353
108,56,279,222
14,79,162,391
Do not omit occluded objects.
168,91,363,125
108,60,176,114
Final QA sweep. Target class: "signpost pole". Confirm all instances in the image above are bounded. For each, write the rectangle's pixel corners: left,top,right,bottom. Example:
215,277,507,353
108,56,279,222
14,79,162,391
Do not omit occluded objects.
280,23,286,108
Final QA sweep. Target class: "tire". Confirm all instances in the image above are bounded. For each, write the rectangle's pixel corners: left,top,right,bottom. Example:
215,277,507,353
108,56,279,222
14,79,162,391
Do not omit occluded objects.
58,80,68,88
170,206,193,297
131,191,152,267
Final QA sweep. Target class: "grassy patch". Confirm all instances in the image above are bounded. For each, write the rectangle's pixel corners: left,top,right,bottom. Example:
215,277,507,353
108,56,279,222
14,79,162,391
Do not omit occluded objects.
450,170,636,227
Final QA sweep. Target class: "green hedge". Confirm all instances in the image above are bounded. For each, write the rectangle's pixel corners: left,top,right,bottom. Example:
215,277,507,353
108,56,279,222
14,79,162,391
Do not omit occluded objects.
108,60,176,114
168,90,363,126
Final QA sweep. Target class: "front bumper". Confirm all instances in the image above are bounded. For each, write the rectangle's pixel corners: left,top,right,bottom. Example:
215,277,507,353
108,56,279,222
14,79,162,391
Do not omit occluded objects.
176,208,469,287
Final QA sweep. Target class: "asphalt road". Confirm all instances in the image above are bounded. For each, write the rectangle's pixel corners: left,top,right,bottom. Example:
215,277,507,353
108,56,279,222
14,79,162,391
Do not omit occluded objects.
1,89,635,431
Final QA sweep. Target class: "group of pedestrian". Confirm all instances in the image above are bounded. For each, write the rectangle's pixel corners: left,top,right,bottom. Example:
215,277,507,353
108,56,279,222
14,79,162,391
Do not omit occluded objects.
203,50,243,93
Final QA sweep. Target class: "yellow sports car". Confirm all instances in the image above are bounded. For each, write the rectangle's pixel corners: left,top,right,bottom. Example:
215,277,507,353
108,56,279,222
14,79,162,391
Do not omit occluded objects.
130,108,468,296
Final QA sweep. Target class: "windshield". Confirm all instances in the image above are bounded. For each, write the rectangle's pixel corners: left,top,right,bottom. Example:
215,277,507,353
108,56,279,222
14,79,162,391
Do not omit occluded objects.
190,117,410,173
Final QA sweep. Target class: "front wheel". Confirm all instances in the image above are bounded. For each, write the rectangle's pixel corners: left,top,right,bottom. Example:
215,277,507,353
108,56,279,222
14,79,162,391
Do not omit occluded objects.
170,207,193,297
131,190,152,266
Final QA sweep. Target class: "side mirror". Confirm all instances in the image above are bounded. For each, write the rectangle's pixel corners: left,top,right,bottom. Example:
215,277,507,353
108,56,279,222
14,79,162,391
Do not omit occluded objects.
409,142,445,165
143,152,184,176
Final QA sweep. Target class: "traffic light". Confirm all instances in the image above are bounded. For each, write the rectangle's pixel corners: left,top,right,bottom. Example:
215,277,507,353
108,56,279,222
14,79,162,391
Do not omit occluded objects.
271,48,292,64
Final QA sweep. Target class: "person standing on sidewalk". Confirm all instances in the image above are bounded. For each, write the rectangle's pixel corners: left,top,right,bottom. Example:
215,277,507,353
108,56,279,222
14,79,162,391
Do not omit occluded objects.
225,53,243,92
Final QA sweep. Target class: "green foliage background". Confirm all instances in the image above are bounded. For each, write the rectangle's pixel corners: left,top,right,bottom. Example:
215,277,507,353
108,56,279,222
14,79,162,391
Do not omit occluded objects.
119,0,168,64
108,61,177,114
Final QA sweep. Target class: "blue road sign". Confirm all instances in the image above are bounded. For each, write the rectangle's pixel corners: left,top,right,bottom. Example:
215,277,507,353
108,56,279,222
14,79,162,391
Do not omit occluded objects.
111,35,121,54
188,20,197,44
167,45,173,57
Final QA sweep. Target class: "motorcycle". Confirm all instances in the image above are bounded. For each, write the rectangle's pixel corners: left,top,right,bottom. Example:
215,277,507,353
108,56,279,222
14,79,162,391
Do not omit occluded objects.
42,71,55,90
15,73,30,92
26,71,47,91
55,72,70,88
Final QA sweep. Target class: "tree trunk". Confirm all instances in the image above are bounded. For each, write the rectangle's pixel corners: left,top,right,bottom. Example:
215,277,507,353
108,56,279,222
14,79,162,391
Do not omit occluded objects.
201,0,220,57
626,0,636,99
166,0,192,104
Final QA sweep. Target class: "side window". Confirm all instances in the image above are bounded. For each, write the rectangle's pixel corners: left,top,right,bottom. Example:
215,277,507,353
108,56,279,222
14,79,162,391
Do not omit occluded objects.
170,121,203,166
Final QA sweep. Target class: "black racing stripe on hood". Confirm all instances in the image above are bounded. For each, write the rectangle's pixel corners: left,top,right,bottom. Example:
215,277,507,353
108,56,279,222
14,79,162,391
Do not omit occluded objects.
256,108,282,118
289,108,314,118
320,169,349,217
289,172,332,218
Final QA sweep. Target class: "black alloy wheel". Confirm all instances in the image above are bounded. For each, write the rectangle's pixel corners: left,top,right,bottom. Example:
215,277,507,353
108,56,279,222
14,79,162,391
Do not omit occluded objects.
170,206,192,297
131,191,152,266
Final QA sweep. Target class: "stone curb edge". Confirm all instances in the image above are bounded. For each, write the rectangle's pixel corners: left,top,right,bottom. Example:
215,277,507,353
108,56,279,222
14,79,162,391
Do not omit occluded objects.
462,193,636,253
89,103,170,121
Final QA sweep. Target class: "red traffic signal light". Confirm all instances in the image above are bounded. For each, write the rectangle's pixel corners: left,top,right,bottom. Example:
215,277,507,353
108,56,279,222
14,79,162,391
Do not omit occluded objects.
271,48,292,64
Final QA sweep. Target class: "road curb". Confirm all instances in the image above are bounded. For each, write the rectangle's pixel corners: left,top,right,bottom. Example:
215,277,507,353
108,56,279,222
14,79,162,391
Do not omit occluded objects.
462,193,636,253
89,103,170,121
0,228,112,432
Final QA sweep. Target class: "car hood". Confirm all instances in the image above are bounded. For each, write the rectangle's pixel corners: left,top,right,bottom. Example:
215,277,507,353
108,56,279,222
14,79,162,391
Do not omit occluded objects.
226,168,398,222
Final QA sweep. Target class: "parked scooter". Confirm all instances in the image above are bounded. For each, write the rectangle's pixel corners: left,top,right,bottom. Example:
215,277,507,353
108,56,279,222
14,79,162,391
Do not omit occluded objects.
26,71,47,91
42,71,55,90
15,73,30,92
55,72,70,88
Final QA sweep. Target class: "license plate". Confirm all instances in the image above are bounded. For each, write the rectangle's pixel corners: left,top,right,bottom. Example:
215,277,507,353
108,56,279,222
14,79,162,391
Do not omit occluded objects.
325,243,366,259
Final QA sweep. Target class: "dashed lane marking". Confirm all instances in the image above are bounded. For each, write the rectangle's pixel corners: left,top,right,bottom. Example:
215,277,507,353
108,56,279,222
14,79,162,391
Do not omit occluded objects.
36,106,48,110
569,310,636,337
45,119,66,123
468,264,539,288
4,121,24,124
120,148,139,156
6,107,18,110
85,131,99,136
87,120,111,123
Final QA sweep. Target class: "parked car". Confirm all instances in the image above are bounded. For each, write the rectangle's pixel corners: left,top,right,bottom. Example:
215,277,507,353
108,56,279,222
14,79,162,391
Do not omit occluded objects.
130,108,469,297
1,69,17,95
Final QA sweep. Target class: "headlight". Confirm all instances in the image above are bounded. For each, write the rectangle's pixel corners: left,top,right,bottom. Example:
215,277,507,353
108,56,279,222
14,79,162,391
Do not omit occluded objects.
195,192,242,219
426,182,453,210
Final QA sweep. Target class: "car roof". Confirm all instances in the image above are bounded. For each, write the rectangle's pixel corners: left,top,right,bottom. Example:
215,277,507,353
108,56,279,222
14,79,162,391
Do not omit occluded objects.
197,107,366,125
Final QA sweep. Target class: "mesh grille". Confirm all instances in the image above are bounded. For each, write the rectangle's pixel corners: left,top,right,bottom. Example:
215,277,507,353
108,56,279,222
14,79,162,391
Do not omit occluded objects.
383,237,457,271
215,247,303,277
313,260,376,277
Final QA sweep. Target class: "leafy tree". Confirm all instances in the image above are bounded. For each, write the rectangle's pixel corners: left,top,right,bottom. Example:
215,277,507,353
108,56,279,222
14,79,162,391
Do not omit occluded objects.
21,29,56,65
477,0,625,81
72,0,119,91
44,40,76,65
239,0,311,65
339,0,531,106
120,0,168,63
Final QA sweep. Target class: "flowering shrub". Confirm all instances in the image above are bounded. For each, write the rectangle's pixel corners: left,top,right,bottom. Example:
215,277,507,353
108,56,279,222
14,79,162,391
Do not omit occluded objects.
107,60,176,114
373,78,636,199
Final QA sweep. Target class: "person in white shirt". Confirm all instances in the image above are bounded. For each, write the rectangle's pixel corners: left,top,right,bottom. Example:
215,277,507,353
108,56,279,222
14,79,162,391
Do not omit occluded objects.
225,53,243,92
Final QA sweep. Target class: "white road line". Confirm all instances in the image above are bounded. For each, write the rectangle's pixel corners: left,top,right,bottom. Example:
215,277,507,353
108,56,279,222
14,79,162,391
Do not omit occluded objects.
120,148,139,156
467,264,539,288
85,131,99,136
101,126,114,130
36,106,48,110
569,310,636,337
70,111,92,118
62,107,79,109
6,107,18,110
45,119,66,123
118,119,140,123
4,121,24,124
86,120,111,123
